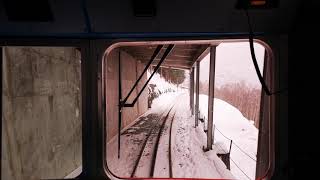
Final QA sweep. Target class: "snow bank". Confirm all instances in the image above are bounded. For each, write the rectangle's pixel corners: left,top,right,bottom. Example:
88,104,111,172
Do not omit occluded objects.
171,94,235,179
147,70,183,95
199,94,258,180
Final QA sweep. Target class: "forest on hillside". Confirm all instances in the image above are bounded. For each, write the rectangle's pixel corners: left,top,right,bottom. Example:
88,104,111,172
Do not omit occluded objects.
200,81,261,128
156,67,186,87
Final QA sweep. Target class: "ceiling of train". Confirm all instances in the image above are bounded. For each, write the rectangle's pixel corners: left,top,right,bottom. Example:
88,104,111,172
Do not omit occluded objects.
0,0,299,37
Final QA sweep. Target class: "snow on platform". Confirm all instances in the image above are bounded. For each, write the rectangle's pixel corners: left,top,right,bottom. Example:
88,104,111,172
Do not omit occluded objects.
106,92,236,179
199,94,259,180
106,92,180,177
171,93,234,179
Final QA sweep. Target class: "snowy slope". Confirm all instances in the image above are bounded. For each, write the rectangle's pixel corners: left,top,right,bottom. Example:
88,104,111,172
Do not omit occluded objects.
171,94,235,179
199,94,258,180
147,70,181,94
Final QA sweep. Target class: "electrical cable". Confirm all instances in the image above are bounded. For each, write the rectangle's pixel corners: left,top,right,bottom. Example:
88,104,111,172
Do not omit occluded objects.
215,127,257,161
214,138,252,180
245,10,288,96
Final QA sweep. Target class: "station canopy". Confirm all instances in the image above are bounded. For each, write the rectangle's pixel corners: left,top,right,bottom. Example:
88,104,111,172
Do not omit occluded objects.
123,44,210,70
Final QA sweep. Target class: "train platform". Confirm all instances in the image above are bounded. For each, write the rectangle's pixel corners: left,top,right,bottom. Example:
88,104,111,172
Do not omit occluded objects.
106,92,234,179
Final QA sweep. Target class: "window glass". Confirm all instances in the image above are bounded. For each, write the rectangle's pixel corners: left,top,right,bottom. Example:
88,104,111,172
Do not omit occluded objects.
2,47,82,179
105,42,266,180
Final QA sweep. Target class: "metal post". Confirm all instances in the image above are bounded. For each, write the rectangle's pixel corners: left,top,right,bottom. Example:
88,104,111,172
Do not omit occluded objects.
207,46,216,150
204,117,207,132
0,47,2,176
195,61,200,127
190,67,195,115
211,124,215,142
229,140,233,154
118,50,122,158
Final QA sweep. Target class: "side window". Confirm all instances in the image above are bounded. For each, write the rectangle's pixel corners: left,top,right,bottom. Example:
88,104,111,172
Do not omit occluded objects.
2,47,82,179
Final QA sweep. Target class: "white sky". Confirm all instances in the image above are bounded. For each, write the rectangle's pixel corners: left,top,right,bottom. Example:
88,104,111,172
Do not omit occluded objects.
200,42,265,88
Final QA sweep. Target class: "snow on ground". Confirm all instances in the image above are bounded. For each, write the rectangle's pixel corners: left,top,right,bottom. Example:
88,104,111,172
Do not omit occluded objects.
107,71,247,179
199,94,259,180
153,94,184,178
171,93,235,179
147,70,180,94
106,91,237,179
106,92,181,177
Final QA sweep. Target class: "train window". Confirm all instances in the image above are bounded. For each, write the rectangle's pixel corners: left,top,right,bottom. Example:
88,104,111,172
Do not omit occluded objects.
1,47,82,179
104,41,272,180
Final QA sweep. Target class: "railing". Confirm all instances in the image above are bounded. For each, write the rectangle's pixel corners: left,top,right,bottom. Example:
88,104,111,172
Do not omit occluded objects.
198,110,256,180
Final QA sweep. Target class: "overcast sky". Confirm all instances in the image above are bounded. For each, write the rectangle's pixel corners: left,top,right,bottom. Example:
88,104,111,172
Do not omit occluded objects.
198,42,265,88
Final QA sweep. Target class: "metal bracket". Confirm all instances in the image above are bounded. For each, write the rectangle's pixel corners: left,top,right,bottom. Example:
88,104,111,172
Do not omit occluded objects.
120,45,163,108
120,44,174,108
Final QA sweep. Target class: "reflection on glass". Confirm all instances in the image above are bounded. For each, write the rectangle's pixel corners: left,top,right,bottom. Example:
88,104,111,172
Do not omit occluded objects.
2,47,82,180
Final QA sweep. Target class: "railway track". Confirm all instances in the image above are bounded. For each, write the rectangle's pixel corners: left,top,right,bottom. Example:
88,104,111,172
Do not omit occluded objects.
130,100,177,178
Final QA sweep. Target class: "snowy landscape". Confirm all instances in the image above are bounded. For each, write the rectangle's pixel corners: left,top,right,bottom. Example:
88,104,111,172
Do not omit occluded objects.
106,70,259,179
199,95,258,180
105,42,264,179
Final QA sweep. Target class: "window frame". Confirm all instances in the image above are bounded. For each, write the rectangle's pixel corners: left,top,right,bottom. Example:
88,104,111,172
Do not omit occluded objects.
0,39,88,180
102,38,275,180
0,36,277,180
